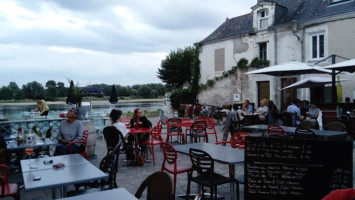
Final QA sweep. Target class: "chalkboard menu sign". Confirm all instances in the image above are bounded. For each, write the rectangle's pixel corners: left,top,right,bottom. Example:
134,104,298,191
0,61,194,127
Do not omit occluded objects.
245,137,353,200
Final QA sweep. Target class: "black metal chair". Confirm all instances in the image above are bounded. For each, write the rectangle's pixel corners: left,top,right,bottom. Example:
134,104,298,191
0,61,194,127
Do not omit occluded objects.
135,171,173,200
103,126,125,168
186,148,238,200
188,121,208,143
294,128,317,139
68,153,118,196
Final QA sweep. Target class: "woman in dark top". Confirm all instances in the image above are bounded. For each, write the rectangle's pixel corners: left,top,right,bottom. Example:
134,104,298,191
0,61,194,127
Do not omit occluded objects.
129,108,152,155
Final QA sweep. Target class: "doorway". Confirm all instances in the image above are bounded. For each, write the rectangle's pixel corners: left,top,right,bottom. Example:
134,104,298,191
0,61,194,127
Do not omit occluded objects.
281,78,297,111
257,81,270,107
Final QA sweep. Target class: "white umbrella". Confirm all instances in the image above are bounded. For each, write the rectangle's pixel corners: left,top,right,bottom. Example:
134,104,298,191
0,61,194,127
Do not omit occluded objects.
280,77,348,90
324,58,355,73
245,61,332,76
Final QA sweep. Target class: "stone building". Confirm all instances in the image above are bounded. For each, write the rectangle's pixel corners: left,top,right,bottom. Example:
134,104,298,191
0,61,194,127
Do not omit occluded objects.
197,0,355,110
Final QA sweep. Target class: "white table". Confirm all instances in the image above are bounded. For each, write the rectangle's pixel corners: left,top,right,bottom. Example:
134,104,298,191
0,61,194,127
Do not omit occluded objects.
58,188,138,200
21,154,108,198
174,143,244,200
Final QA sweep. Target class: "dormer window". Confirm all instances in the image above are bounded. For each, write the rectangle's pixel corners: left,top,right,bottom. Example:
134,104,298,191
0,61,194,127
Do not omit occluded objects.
258,9,269,30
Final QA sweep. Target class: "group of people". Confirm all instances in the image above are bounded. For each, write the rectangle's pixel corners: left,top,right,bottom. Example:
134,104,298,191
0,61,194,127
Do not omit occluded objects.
54,107,152,165
221,98,322,143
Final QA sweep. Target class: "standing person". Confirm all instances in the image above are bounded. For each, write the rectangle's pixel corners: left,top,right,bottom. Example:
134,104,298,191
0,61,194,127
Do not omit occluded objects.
286,99,301,126
54,108,83,156
32,95,49,116
268,100,282,125
130,108,152,155
255,100,269,122
222,104,238,145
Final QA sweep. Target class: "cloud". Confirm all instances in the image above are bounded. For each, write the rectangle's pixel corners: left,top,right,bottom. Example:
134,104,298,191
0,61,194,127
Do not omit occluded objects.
0,0,255,87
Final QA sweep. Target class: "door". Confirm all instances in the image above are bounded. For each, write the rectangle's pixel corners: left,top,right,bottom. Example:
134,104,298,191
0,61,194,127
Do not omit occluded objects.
257,81,270,107
281,78,297,111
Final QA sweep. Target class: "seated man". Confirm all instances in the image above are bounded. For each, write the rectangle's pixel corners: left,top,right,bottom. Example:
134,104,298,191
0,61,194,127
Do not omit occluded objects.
54,108,84,156
238,100,254,121
286,99,302,126
255,100,269,122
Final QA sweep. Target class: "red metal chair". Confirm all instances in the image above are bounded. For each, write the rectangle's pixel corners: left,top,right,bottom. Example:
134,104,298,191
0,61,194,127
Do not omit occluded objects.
161,142,192,198
215,132,250,149
140,125,163,166
68,130,89,160
0,164,19,200
166,118,185,144
267,124,286,138
205,117,218,142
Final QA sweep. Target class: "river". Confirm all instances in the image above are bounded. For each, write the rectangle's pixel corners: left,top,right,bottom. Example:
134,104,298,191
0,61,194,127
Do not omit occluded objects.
0,100,165,120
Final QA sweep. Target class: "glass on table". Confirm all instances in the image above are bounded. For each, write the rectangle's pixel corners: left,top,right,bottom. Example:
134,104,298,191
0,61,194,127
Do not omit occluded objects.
25,148,34,166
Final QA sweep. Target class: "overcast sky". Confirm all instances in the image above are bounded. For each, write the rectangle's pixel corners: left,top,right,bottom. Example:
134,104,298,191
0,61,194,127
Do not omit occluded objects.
0,0,255,88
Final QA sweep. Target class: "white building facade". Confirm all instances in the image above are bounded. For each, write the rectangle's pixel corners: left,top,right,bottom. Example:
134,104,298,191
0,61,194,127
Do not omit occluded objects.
197,0,355,110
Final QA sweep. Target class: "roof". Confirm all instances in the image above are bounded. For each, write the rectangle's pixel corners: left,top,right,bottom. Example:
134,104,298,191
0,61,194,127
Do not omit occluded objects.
84,86,105,94
199,0,355,44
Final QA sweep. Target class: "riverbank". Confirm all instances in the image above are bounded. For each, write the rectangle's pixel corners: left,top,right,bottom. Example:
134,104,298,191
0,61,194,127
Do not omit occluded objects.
0,98,164,106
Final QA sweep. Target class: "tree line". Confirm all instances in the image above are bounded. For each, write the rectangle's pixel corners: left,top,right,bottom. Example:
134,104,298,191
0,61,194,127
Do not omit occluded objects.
0,81,166,101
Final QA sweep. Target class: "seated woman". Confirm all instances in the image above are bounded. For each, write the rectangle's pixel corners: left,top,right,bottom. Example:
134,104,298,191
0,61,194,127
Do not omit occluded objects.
109,109,134,162
54,108,83,156
308,103,321,120
129,108,152,156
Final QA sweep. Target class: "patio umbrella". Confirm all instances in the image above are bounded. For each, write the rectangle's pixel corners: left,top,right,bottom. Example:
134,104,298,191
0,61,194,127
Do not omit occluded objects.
245,61,332,76
66,80,76,105
109,84,118,104
324,58,355,73
281,77,348,90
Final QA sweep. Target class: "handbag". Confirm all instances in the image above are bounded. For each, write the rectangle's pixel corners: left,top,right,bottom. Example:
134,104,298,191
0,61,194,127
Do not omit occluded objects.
136,155,145,166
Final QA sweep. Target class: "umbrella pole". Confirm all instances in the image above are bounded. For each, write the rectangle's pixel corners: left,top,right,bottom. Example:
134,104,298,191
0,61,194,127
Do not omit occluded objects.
331,55,337,103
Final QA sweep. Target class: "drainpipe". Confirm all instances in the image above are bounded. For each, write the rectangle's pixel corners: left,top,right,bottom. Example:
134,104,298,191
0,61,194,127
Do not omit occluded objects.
274,27,278,106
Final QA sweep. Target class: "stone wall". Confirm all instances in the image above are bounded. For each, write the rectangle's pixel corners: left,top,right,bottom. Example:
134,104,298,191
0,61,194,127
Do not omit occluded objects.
197,69,252,105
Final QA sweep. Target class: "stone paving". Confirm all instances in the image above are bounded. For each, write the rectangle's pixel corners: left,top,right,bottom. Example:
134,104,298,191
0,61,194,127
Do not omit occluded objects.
8,116,355,200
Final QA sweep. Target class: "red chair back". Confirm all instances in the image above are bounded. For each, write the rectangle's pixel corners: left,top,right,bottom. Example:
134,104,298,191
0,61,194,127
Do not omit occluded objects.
205,117,216,129
268,124,285,138
150,126,163,141
161,142,177,165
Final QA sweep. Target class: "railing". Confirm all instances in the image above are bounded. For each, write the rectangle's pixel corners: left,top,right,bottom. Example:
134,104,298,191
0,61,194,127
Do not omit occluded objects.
0,118,65,141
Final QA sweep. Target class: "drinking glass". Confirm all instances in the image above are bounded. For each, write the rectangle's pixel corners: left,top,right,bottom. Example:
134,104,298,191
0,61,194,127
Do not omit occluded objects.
25,148,34,165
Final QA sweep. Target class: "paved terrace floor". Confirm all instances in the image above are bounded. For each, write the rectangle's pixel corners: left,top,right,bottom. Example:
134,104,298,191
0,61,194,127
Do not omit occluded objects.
7,116,355,200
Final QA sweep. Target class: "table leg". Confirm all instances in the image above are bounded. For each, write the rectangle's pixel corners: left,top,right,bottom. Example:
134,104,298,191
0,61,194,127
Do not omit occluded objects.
229,164,236,200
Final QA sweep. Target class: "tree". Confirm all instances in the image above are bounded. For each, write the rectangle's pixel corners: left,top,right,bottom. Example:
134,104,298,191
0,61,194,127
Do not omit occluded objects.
56,82,67,97
45,80,56,88
157,46,196,88
46,85,57,101
138,86,152,98
169,88,194,110
22,81,45,99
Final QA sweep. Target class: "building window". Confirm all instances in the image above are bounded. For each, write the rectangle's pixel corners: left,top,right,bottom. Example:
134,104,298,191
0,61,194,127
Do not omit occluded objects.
214,48,225,72
311,34,325,59
259,42,267,61
258,9,269,30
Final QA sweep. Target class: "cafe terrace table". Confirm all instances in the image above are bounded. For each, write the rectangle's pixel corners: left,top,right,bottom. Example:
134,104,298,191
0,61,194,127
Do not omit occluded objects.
58,188,138,200
174,142,244,200
127,127,152,162
242,124,348,138
21,154,108,198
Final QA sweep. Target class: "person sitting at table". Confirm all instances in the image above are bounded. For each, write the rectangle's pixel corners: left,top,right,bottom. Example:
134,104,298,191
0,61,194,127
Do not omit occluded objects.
286,99,302,126
242,100,253,114
110,109,136,163
32,95,49,116
255,99,269,122
307,103,321,120
54,108,83,156
130,108,152,156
